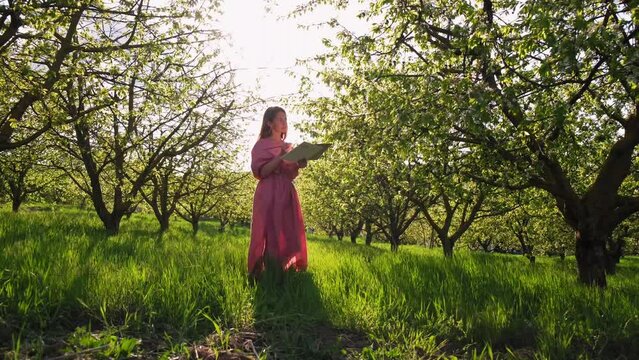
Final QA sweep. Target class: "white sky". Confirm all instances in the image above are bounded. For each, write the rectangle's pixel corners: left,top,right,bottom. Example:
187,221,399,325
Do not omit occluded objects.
215,1,368,169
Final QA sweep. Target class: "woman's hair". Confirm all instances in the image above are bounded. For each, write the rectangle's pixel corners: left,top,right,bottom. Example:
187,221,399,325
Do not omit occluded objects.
259,106,286,140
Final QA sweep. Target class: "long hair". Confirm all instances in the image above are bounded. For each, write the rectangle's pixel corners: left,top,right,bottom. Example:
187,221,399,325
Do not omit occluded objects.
259,106,286,140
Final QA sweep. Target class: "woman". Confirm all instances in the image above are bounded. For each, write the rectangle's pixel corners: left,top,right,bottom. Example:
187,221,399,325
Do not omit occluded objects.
248,106,308,278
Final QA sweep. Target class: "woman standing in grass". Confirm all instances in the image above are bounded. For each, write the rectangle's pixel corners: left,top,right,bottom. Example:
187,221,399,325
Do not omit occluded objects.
248,106,308,279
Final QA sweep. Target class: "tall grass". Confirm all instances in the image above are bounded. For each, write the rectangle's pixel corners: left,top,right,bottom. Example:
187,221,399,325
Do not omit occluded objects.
1,207,637,359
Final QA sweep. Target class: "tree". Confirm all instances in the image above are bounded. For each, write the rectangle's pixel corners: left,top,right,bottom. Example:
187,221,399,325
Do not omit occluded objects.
0,141,58,211
1,0,220,151
49,1,238,234
305,0,638,287
176,165,250,235
415,181,488,257
140,153,197,233
1,1,84,150
300,106,421,251
463,189,574,261
617,214,639,256
211,173,254,232
297,149,367,243
139,118,242,232
367,160,422,252
299,61,430,252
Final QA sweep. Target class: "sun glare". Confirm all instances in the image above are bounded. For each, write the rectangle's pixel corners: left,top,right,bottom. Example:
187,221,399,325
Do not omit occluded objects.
215,1,368,169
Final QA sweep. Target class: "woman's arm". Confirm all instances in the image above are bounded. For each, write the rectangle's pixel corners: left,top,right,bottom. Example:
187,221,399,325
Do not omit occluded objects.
259,143,292,178
259,155,284,178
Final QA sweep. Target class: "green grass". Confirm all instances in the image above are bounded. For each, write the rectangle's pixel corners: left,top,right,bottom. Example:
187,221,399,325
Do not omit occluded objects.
1,207,638,359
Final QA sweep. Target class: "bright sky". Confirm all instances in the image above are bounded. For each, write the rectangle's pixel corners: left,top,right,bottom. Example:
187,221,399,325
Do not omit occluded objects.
215,1,368,169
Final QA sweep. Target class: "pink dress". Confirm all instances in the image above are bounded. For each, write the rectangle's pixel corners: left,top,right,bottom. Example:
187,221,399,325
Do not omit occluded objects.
248,138,308,276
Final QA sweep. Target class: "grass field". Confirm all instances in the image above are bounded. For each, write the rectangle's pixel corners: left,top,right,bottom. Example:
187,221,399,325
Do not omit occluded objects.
1,206,638,359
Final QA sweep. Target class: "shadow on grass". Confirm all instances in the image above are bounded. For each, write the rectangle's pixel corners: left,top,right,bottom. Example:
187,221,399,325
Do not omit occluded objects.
375,256,540,357
252,265,369,359
364,249,639,358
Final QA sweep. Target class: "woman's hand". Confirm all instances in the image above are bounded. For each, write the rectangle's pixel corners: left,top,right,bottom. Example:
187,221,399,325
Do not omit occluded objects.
298,159,308,168
279,142,293,158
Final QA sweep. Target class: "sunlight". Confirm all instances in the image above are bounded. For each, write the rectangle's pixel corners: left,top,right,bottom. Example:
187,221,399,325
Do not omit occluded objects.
215,1,368,168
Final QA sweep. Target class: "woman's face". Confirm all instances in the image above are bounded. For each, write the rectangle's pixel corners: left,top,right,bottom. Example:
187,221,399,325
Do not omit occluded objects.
269,111,288,134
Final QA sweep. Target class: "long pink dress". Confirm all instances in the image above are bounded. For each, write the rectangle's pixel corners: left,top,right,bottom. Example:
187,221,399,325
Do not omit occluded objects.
248,138,308,276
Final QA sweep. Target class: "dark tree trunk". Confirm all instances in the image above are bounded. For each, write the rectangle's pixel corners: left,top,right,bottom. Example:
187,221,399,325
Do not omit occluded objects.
149,200,171,233
515,231,535,263
8,178,25,212
390,236,399,252
442,239,454,257
10,182,24,212
11,196,22,212
159,215,170,233
364,220,373,245
365,234,373,245
177,209,201,235
336,229,344,241
92,198,126,235
605,236,624,275
98,210,124,235
192,217,200,234
575,227,608,287
76,119,128,235
103,213,122,235
420,193,483,259
350,219,364,244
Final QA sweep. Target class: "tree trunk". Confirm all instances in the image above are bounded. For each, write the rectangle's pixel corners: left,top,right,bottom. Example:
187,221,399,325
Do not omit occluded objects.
442,239,454,257
9,182,23,212
390,236,399,252
11,194,22,212
350,219,364,244
150,203,170,232
336,229,344,241
104,213,122,235
159,216,169,233
364,220,373,246
515,232,535,264
575,227,608,287
605,236,624,275
191,215,201,234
